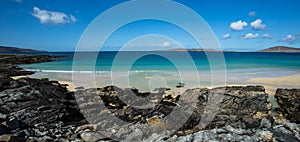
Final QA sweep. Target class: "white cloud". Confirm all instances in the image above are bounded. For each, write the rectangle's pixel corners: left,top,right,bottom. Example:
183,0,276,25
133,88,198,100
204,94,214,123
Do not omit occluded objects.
286,34,295,41
250,19,266,30
249,11,256,17
262,34,272,39
230,20,248,31
32,7,77,25
278,34,300,44
222,33,231,40
160,42,171,47
282,34,295,44
241,33,259,39
146,41,173,48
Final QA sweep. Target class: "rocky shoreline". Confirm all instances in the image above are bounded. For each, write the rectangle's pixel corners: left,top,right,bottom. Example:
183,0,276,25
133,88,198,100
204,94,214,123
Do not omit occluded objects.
0,54,299,142
0,54,63,77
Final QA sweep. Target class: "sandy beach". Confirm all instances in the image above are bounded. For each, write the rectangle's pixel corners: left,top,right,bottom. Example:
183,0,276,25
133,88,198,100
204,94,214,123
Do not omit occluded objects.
12,73,300,96
246,73,300,95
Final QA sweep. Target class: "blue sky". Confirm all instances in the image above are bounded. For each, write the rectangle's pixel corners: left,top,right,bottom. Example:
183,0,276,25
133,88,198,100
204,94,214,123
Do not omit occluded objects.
0,0,300,51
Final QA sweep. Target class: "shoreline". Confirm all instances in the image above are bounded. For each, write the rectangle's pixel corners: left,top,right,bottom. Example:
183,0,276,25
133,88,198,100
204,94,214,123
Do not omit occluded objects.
16,73,300,96
246,73,300,95
12,72,300,95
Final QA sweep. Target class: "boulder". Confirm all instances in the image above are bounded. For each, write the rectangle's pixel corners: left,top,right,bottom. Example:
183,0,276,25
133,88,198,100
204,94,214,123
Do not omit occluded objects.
275,89,300,123
178,86,269,135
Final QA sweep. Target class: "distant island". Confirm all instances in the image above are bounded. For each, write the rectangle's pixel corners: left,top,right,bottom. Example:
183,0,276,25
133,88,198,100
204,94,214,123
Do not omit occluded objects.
258,46,300,53
0,46,47,53
156,48,233,52
159,46,300,53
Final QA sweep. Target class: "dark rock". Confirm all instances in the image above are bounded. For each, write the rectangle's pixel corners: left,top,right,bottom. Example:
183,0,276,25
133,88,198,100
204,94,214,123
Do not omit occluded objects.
0,77,86,141
36,106,51,111
0,54,63,77
0,77,12,91
7,116,20,132
176,83,185,88
0,124,9,135
273,130,299,142
77,85,275,141
178,86,269,135
41,78,49,82
275,89,300,123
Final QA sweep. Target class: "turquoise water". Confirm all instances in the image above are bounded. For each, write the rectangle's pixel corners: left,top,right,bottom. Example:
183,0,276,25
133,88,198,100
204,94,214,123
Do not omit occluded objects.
19,52,300,90
20,52,300,73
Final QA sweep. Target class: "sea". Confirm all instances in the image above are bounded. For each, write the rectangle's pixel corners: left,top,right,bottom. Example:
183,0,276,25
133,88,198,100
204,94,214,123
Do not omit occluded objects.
19,52,300,91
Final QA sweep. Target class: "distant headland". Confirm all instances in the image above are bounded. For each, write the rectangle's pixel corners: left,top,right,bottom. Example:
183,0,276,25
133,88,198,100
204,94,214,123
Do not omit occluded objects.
258,46,300,53
157,46,300,53
0,46,47,53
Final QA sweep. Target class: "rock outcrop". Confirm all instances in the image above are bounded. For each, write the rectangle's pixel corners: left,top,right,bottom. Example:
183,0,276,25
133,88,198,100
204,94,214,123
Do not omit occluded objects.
1,77,300,141
0,77,86,141
75,85,274,141
0,54,62,77
178,86,270,135
275,89,300,123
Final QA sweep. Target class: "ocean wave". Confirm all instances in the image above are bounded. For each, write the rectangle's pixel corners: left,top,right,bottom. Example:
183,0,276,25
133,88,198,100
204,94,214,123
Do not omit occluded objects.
24,69,167,74
25,69,108,74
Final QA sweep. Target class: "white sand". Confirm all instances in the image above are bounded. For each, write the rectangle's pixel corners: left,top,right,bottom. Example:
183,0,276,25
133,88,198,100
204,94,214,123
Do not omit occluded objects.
58,81,75,92
11,75,28,80
11,73,300,95
246,74,300,95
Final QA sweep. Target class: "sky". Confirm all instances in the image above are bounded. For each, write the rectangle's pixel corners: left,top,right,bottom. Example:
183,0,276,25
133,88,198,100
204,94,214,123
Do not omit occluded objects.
0,0,300,51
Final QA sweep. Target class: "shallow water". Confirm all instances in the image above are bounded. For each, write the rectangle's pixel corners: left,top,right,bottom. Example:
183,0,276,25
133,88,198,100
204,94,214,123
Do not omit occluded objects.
20,52,300,91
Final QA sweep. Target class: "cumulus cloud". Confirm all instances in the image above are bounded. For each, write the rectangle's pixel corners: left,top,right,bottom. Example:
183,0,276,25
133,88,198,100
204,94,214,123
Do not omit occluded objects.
148,42,172,48
286,35,295,41
278,34,300,44
160,42,171,47
250,19,266,30
230,20,248,31
281,34,296,44
262,34,272,39
241,33,259,39
222,33,231,40
249,11,256,17
32,7,77,25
